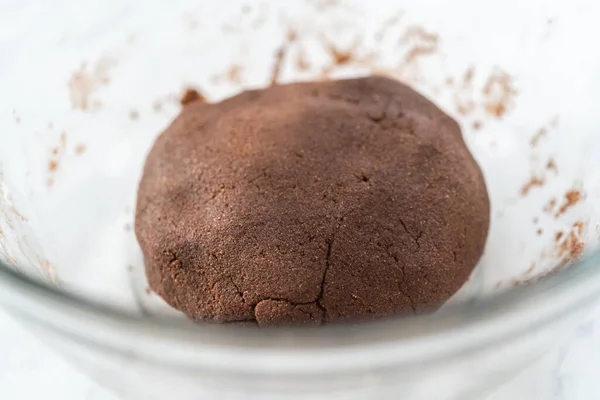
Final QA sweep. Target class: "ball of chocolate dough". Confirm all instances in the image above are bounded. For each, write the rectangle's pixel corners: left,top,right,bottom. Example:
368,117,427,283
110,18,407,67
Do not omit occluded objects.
135,76,490,326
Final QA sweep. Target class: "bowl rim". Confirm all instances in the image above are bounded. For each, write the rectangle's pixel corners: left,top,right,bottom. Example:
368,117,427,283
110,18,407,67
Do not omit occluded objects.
1,250,599,375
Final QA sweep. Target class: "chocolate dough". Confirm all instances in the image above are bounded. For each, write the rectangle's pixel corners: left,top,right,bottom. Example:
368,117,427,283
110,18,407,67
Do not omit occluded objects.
135,76,490,326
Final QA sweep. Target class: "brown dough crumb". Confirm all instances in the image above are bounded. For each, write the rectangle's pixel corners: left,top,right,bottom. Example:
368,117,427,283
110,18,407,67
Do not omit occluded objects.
180,88,206,106
135,76,490,326
328,45,353,66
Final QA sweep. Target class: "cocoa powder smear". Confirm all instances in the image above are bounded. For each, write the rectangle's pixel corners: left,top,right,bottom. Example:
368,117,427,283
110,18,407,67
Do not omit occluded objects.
135,77,490,326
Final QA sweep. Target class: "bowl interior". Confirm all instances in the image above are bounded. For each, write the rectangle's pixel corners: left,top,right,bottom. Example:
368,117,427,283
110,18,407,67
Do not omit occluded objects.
1,0,600,320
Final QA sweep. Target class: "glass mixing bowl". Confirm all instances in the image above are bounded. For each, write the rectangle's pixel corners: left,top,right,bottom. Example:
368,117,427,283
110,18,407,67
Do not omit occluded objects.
1,0,600,399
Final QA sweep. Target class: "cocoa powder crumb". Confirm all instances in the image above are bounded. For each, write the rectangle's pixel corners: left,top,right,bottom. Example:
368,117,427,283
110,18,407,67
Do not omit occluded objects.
519,221,587,289
404,42,437,64
227,65,242,84
271,47,286,85
9,205,26,222
555,190,582,218
530,128,547,148
46,133,67,187
486,103,505,117
520,176,545,196
482,70,517,118
456,101,475,116
40,259,54,273
546,158,558,173
574,220,585,236
180,88,206,106
3,253,17,266
399,26,439,66
526,262,536,274
402,26,438,43
463,66,475,85
296,52,311,71
375,10,404,41
286,29,297,42
544,198,557,213
556,222,585,261
74,144,86,155
129,110,139,121
472,120,482,131
270,28,298,86
48,160,58,172
537,228,543,236
68,59,115,111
